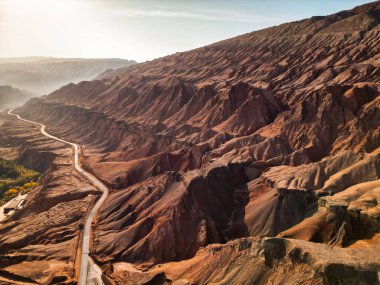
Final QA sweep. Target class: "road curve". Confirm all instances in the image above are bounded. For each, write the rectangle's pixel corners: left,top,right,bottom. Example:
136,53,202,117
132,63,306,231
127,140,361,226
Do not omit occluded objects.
8,109,109,285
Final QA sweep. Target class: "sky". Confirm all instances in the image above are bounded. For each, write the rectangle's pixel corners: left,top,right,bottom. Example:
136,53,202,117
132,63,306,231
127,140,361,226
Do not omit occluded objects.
0,0,373,62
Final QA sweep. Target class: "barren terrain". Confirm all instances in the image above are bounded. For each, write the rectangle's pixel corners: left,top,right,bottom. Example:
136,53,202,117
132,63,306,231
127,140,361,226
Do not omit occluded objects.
1,2,379,284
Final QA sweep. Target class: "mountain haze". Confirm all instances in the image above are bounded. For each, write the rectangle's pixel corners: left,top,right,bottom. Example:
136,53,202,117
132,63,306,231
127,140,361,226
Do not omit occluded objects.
0,85,34,111
0,57,136,95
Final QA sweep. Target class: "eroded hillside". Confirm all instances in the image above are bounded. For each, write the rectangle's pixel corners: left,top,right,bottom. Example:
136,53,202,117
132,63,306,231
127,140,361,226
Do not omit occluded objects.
1,1,379,284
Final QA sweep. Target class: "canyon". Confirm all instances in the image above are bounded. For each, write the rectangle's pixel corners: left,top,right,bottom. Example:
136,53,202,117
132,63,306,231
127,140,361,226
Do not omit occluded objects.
0,1,380,284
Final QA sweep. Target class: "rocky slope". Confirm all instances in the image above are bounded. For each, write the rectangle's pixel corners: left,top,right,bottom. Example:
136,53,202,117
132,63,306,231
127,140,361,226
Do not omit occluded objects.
0,57,136,95
107,237,380,285
2,1,379,284
0,113,101,284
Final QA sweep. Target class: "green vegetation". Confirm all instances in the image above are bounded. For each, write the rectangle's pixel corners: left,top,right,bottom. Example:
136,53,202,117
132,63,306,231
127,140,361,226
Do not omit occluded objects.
0,159,40,205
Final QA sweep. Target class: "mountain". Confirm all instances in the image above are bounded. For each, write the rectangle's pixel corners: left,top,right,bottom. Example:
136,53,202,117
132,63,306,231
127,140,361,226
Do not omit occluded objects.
0,85,35,111
0,57,137,95
0,2,379,284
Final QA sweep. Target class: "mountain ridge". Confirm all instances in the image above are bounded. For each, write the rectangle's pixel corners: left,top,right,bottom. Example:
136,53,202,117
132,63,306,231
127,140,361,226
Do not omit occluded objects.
0,1,379,284
0,57,136,95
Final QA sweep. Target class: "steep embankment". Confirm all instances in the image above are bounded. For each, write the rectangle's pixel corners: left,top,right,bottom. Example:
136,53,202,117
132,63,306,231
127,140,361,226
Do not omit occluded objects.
10,1,380,284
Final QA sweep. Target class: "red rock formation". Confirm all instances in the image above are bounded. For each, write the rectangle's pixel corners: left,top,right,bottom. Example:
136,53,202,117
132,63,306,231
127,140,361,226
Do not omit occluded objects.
2,1,379,284
0,114,100,284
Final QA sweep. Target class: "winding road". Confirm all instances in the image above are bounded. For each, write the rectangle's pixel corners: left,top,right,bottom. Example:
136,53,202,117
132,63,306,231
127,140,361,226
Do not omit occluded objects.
8,109,109,285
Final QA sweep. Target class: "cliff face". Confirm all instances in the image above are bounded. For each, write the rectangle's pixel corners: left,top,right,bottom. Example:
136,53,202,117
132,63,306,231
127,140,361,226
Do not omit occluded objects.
6,1,380,284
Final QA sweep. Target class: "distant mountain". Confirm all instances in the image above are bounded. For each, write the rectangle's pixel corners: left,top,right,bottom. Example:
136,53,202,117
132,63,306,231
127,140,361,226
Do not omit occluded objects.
0,85,34,111
0,57,136,95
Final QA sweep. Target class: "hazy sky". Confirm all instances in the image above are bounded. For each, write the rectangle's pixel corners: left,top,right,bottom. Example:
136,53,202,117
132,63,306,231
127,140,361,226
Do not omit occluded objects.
0,0,372,62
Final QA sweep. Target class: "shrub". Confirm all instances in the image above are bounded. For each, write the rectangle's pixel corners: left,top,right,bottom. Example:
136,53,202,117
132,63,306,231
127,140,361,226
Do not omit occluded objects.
0,159,40,205
3,188,18,200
